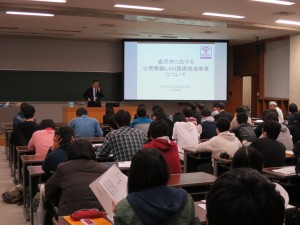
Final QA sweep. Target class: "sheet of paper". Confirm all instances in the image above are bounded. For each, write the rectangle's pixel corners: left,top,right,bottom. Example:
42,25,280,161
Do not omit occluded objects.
118,161,131,168
89,164,128,220
272,166,295,175
198,203,206,210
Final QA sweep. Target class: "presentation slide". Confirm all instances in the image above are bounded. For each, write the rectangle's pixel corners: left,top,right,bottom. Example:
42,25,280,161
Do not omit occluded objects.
124,40,227,101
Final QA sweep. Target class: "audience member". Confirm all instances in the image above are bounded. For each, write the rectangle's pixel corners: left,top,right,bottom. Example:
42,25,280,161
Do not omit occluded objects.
130,106,152,134
144,120,181,174
289,112,300,144
69,107,103,138
229,106,252,131
269,101,284,123
183,107,198,126
293,142,300,174
200,108,217,139
288,103,298,126
232,146,289,208
213,103,233,122
103,107,115,124
172,112,199,161
10,104,39,146
12,102,29,128
28,119,55,155
134,104,150,119
151,104,162,119
45,139,107,216
42,126,74,173
114,148,200,225
211,103,219,117
96,110,148,161
152,108,174,140
232,112,257,142
206,168,285,225
196,117,242,157
250,120,286,167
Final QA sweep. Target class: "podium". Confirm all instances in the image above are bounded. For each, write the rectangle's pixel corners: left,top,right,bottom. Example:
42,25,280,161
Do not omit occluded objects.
63,106,137,124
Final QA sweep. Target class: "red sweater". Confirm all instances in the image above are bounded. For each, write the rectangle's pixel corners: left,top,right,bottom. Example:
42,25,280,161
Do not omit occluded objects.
144,138,182,174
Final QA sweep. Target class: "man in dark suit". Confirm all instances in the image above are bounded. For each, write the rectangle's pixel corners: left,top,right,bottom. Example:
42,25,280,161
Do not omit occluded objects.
213,102,234,122
83,80,104,107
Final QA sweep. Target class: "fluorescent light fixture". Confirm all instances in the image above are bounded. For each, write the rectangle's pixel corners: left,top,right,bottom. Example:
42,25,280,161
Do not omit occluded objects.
202,12,245,19
31,0,67,2
114,4,164,11
276,19,300,26
251,0,295,5
6,11,54,16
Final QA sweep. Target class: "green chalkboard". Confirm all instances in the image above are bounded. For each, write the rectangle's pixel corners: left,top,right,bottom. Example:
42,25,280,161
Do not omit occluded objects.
0,70,123,101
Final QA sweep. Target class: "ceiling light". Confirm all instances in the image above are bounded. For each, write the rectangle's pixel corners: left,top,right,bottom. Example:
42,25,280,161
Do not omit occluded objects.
202,12,245,19
251,0,295,5
114,4,164,11
276,19,300,26
31,0,66,2
6,11,54,16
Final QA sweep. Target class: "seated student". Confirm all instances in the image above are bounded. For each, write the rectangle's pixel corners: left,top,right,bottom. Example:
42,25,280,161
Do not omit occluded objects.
288,103,298,126
144,120,182,174
172,112,199,161
42,126,74,173
28,119,55,155
12,102,29,128
114,148,200,225
69,107,103,138
206,168,285,225
232,146,289,208
10,104,39,146
134,104,151,119
195,117,242,157
211,103,219,117
200,108,217,139
250,120,286,167
96,110,148,161
213,103,233,122
229,106,252,131
152,108,174,140
289,112,300,144
130,106,152,134
232,112,257,142
103,106,115,125
293,142,300,174
183,107,198,126
269,101,284,124
45,139,107,216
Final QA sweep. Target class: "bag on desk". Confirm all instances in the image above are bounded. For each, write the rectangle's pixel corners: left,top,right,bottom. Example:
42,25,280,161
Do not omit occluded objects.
71,209,106,221
1,184,23,204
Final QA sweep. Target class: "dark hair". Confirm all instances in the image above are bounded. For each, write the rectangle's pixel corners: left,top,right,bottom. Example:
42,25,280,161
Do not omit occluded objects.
292,141,300,157
152,105,162,112
55,126,74,145
76,107,88,117
149,120,169,139
236,106,246,114
232,146,264,173
108,116,119,130
182,107,194,117
105,107,114,115
206,168,285,225
264,111,279,122
137,106,147,117
20,102,29,110
216,117,230,132
189,103,196,111
128,148,169,193
173,112,186,123
237,112,248,124
285,208,300,225
289,103,298,114
201,108,212,117
22,105,35,119
213,103,218,108
138,104,146,108
217,103,225,110
115,110,131,127
263,120,281,140
67,139,96,161
153,108,167,120
196,103,205,111
39,119,56,130
92,80,99,84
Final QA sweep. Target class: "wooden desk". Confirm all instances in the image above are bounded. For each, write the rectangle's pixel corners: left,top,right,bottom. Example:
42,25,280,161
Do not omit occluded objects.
263,166,297,186
76,136,105,143
183,146,212,173
21,154,46,221
16,146,35,184
194,201,207,225
167,172,216,197
63,106,137,124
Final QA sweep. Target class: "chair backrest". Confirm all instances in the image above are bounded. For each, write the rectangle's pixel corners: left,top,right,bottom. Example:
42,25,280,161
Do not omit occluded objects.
134,123,150,136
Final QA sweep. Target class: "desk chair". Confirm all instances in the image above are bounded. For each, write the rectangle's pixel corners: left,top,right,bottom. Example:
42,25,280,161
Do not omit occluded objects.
186,151,213,174
133,123,150,136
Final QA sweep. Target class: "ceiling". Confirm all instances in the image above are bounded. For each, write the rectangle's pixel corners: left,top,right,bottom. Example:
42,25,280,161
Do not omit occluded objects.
0,0,300,45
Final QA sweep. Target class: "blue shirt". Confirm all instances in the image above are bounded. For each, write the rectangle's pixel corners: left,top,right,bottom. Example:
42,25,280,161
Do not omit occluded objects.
130,117,153,128
69,115,103,137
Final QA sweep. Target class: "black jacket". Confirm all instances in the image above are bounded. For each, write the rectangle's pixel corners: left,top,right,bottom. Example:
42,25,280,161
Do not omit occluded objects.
83,87,104,107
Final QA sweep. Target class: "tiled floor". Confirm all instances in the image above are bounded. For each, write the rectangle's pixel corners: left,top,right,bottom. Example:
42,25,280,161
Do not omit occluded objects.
0,146,30,225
